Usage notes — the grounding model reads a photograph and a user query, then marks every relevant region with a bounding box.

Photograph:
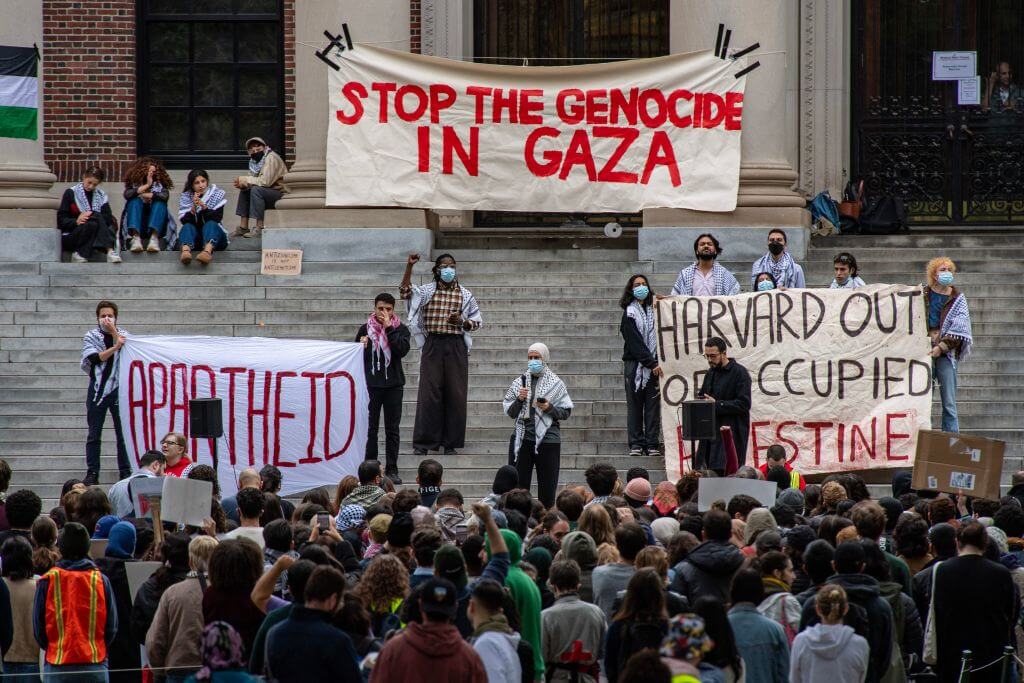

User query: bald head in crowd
[238,468,262,489]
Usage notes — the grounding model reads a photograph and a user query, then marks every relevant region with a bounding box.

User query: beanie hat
[368,513,392,542]
[93,515,119,540]
[624,478,652,505]
[651,517,680,546]
[105,521,137,559]
[336,505,366,532]
[776,488,805,512]
[434,545,468,589]
[523,547,552,581]
[492,466,519,496]
[387,512,414,548]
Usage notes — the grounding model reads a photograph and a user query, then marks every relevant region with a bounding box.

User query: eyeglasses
[161,440,181,447]
[703,353,721,360]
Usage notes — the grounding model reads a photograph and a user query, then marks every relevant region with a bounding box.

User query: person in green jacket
[488,528,544,679]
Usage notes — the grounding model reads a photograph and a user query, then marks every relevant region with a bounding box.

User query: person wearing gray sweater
[790,584,869,683]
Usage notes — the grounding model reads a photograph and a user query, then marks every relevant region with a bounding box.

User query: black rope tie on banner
[714,23,761,78]
[315,24,354,70]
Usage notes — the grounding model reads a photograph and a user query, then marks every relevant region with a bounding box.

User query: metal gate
[852,0,1024,224]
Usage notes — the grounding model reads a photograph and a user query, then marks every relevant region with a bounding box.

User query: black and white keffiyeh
[248,148,271,176]
[671,262,741,296]
[939,292,973,366]
[751,251,797,288]
[178,184,227,219]
[72,183,108,213]
[503,368,573,459]
[626,300,657,390]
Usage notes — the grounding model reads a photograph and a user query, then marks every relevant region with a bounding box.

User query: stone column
[266,0,430,261]
[641,0,809,261]
[0,0,58,262]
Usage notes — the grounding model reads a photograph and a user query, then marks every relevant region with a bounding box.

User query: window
[137,0,284,167]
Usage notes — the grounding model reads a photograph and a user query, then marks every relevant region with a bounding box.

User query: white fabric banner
[657,285,933,480]
[117,336,368,497]
[326,44,747,212]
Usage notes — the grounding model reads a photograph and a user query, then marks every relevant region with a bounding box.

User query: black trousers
[86,384,132,477]
[62,216,115,258]
[508,437,561,509]
[366,385,403,471]
[624,362,662,449]
[413,335,468,450]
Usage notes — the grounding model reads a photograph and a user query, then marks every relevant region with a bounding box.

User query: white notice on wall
[933,51,977,80]
[958,76,981,105]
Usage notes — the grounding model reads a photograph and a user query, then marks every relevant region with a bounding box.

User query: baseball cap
[419,577,458,619]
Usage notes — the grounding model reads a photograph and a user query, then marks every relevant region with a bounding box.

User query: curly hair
[357,554,409,612]
[926,257,956,286]
[122,156,173,189]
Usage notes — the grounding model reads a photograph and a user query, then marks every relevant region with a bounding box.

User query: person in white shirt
[222,486,266,549]
[750,229,806,289]
[468,579,523,683]
[107,450,165,518]
[671,234,741,296]
[829,252,867,289]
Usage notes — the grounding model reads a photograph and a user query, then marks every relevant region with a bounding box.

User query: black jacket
[695,359,751,471]
[798,573,893,683]
[620,310,658,367]
[355,322,411,389]
[669,540,744,605]
[57,188,116,234]
[265,605,362,683]
[179,200,223,227]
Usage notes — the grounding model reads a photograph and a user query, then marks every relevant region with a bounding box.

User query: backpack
[809,191,841,235]
[858,195,907,234]
[878,582,908,683]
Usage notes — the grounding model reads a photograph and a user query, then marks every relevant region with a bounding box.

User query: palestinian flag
[0,46,39,140]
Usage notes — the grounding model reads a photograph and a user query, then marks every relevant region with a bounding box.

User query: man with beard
[670,233,741,296]
[750,229,805,289]
[694,337,751,473]
[232,136,289,238]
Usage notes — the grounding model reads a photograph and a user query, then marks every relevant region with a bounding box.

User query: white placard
[697,478,778,512]
[160,476,213,528]
[131,476,165,519]
[932,51,977,80]
[126,561,163,601]
[958,76,981,105]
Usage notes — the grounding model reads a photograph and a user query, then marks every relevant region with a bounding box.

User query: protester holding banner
[619,275,663,458]
[924,257,973,433]
[400,253,483,456]
[81,300,132,485]
[670,234,741,296]
[829,253,866,289]
[176,169,228,265]
[357,293,412,484]
[503,343,573,509]
[750,229,805,290]
[694,338,751,474]
[57,166,122,264]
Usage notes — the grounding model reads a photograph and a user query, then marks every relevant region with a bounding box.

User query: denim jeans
[124,197,168,237]
[933,353,959,432]
[2,661,40,682]
[178,220,228,250]
[41,662,108,682]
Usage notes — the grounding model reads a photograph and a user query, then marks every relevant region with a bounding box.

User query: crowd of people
[0,454,1018,682]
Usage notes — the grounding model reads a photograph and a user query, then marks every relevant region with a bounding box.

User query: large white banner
[657,285,933,481]
[118,336,368,497]
[327,45,747,212]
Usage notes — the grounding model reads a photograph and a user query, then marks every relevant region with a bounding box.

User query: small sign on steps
[261,249,303,276]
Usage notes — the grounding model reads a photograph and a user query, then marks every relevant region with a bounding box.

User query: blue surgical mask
[439,266,456,283]
[937,271,954,286]
[527,359,544,375]
[757,280,775,291]
[632,285,650,300]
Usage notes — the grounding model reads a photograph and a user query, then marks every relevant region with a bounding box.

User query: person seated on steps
[57,166,122,264]
[231,136,289,238]
[121,156,174,254]
[177,169,228,265]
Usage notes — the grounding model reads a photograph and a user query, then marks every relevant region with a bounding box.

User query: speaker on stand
[679,399,717,471]
[189,398,223,471]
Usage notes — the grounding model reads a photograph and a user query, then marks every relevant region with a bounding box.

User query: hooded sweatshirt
[557,531,598,603]
[743,508,778,547]
[669,540,744,604]
[488,529,543,678]
[470,615,522,683]
[790,623,869,683]
[370,620,486,683]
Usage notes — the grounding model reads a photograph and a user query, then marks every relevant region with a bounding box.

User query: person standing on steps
[503,343,573,509]
[400,253,483,457]
[670,234,741,296]
[619,274,663,457]
[923,257,972,433]
[750,229,805,290]
[356,293,412,484]
[694,337,751,474]
[81,300,133,485]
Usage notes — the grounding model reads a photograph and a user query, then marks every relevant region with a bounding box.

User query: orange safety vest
[43,566,108,665]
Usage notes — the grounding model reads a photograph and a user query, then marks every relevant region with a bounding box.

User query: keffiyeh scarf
[752,251,797,288]
[72,183,108,213]
[195,621,246,681]
[940,292,973,365]
[178,184,227,219]
[248,148,271,175]
[503,367,573,459]
[673,262,741,296]
[366,311,401,377]
[626,300,657,390]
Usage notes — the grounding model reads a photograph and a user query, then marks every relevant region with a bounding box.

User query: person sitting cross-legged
[176,169,228,266]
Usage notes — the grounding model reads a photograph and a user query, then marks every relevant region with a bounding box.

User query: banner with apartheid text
[326,44,748,212]
[657,285,933,481]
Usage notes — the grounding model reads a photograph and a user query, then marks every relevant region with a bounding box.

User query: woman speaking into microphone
[503,343,573,508]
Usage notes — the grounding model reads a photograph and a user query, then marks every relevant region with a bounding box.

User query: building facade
[1,0,1020,263]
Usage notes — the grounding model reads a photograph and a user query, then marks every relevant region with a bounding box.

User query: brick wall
[410,0,421,54]
[283,0,295,165]
[43,0,137,183]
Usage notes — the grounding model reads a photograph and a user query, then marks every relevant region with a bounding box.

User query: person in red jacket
[758,445,806,491]
[370,577,486,683]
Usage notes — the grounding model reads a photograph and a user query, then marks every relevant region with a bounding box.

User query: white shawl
[503,368,573,459]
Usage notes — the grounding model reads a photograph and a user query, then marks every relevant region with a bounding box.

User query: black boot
[83,471,99,486]
[385,457,402,485]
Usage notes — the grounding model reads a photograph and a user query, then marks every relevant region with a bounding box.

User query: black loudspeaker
[680,400,717,440]
[189,398,223,439]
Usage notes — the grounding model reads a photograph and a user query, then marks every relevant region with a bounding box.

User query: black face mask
[768,242,785,256]
[697,251,717,261]
[249,151,265,161]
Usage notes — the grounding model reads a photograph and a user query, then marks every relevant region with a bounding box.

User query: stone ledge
[264,208,428,229]
[261,226,433,261]
[0,225,60,261]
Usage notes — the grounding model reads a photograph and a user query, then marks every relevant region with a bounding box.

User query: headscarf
[528,342,549,361]
[105,521,137,560]
[436,507,466,545]
[653,481,679,517]
[365,309,401,377]
[660,613,714,662]
[503,355,573,458]
[195,621,246,681]
[335,504,366,532]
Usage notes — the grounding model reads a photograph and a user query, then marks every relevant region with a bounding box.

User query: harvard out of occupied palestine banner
[117,336,368,497]
[657,285,933,481]
[326,44,747,213]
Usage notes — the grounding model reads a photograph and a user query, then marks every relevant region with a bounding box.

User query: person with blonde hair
[789,584,869,683]
[578,504,615,548]
[923,257,972,432]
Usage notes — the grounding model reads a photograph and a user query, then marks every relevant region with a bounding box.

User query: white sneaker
[129,236,143,253]
[107,252,123,264]
[71,252,88,263]
[146,237,160,253]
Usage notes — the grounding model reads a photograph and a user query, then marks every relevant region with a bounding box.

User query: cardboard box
[911,429,1005,500]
